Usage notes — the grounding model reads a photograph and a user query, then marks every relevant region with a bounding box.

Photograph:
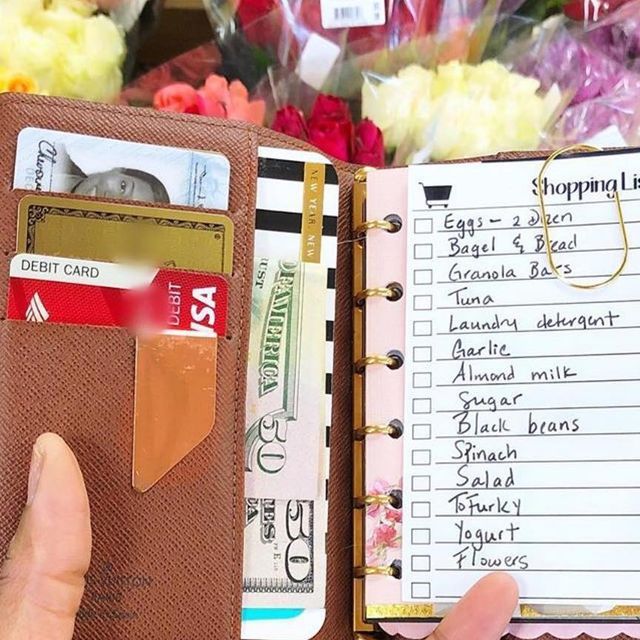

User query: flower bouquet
[0,0,126,101]
[506,0,640,146]
[120,42,267,127]
[254,0,565,164]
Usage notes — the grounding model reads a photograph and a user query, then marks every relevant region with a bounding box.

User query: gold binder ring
[355,560,402,579]
[537,143,629,290]
[354,350,404,374]
[354,489,402,510]
[354,419,404,440]
[354,214,403,236]
[355,282,403,307]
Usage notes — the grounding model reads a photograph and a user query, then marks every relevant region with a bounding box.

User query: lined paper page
[402,151,640,606]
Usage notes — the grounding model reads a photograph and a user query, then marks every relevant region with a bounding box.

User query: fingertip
[435,572,519,640]
[477,571,519,603]
[34,432,73,458]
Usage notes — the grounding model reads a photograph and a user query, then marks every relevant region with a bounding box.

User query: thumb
[429,572,519,640]
[0,433,92,640]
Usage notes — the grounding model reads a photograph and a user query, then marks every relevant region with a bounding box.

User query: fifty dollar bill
[242,497,327,609]
[244,258,327,501]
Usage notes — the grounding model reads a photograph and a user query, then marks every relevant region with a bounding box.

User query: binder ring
[354,214,403,236]
[355,282,404,307]
[354,419,404,440]
[355,350,404,374]
[354,489,403,510]
[537,144,629,290]
[355,560,402,579]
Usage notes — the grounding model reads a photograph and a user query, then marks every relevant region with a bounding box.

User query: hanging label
[320,0,386,29]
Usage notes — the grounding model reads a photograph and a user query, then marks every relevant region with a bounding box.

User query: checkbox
[412,398,432,414]
[414,244,433,260]
[411,528,431,544]
[412,502,431,518]
[414,270,433,285]
[413,295,433,311]
[413,347,432,362]
[412,450,431,466]
[412,424,432,440]
[411,582,432,599]
[412,476,431,492]
[412,556,431,572]
[413,321,433,337]
[413,372,432,388]
[414,219,433,234]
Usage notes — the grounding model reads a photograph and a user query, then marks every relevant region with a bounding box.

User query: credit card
[8,253,228,337]
[14,127,231,210]
[17,195,234,274]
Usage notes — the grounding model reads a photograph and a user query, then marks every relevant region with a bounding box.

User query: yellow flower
[363,60,563,162]
[6,73,38,94]
[0,0,124,102]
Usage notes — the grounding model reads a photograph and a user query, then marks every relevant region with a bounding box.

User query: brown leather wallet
[0,93,356,640]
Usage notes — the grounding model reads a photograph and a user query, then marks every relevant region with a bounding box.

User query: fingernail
[27,442,44,506]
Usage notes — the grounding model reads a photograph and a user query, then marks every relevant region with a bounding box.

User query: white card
[402,150,640,607]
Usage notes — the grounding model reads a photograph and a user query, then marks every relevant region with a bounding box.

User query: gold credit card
[17,195,234,274]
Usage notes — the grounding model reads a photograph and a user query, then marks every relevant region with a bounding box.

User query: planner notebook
[352,149,640,637]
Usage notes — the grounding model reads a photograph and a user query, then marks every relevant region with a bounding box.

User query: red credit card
[8,254,228,336]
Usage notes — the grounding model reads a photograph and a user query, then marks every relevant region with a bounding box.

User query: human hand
[425,572,518,640]
[0,435,517,640]
[0,434,91,640]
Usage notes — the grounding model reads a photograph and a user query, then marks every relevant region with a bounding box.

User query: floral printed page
[364,168,408,613]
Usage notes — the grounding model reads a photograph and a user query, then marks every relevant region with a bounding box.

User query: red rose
[310,94,351,123]
[307,94,353,161]
[307,116,353,161]
[353,119,384,167]
[272,106,308,140]
[237,0,284,48]
[237,0,277,26]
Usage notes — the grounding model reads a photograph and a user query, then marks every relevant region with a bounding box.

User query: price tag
[297,33,342,91]
[320,0,386,29]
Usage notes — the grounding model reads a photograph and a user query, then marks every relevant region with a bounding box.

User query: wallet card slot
[0,315,248,638]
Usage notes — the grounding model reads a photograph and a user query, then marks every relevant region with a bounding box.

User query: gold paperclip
[537,144,629,289]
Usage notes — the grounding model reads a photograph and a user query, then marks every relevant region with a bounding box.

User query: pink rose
[373,524,399,548]
[153,83,199,115]
[197,74,266,125]
[385,506,402,523]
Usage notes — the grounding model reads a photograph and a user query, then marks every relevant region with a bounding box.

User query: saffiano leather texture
[0,93,355,640]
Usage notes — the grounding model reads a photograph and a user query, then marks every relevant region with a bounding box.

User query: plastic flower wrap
[363,60,561,163]
[507,7,640,146]
[583,0,640,72]
[0,0,125,101]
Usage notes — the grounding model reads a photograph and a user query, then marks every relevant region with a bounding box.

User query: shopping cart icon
[420,184,452,208]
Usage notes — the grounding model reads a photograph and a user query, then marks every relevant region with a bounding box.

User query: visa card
[8,253,228,336]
